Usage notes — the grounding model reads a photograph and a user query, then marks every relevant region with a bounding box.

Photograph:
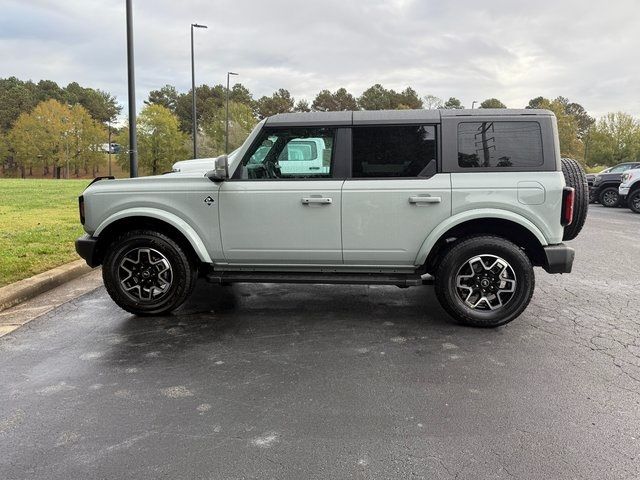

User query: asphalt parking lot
[1,205,639,480]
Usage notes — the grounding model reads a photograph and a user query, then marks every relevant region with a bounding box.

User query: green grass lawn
[0,179,88,287]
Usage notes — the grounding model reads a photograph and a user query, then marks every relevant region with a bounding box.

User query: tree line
[2,76,640,178]
[0,77,119,177]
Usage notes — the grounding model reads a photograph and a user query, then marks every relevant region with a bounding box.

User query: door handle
[301,197,332,205]
[408,195,441,204]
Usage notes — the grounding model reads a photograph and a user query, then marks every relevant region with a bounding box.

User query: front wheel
[599,187,619,208]
[102,230,198,316]
[434,236,535,328]
[628,190,640,214]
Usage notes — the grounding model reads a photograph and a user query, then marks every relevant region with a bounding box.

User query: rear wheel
[102,230,198,316]
[599,186,619,208]
[628,190,640,214]
[561,158,588,241]
[434,235,535,328]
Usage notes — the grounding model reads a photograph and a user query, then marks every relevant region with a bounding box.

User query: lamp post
[126,0,138,177]
[471,100,478,109]
[191,23,207,159]
[107,119,112,176]
[225,71,238,154]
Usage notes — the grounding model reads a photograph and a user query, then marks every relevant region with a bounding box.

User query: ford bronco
[76,109,588,327]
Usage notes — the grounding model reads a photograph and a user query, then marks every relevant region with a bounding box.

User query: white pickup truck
[76,109,588,327]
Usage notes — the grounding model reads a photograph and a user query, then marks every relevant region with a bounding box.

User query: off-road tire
[434,235,535,328]
[628,189,640,214]
[599,186,619,208]
[561,158,588,241]
[102,230,198,316]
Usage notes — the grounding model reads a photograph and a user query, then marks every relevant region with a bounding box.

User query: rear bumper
[542,244,575,274]
[75,234,100,267]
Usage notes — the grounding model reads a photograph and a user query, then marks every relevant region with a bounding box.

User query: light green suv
[76,109,588,327]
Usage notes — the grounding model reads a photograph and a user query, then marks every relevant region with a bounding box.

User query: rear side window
[352,125,437,178]
[458,121,543,168]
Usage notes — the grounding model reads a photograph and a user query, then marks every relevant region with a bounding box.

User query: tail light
[79,195,85,225]
[561,187,575,226]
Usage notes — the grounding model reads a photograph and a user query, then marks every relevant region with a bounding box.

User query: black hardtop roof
[264,109,554,127]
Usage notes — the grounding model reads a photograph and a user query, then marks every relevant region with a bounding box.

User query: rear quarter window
[458,121,543,168]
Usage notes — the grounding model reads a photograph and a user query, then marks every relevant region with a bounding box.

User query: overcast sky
[1,0,638,119]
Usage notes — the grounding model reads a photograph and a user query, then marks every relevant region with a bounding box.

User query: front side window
[458,121,543,168]
[240,127,334,179]
[352,125,437,178]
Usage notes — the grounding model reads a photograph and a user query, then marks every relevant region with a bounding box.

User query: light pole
[191,23,207,159]
[126,0,138,177]
[471,100,478,109]
[107,119,112,176]
[225,71,238,154]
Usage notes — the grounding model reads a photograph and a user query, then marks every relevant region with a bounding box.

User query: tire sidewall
[103,232,194,315]
[629,190,640,214]
[561,158,588,241]
[436,237,534,327]
[599,187,619,207]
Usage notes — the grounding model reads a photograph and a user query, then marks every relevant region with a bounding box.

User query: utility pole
[190,23,207,158]
[225,71,238,154]
[126,0,138,177]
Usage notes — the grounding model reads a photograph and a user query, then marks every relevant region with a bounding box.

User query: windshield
[228,120,266,176]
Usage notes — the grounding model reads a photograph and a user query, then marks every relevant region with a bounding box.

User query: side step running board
[206,271,433,287]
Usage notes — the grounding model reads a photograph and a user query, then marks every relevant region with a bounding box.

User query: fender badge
[204,196,215,206]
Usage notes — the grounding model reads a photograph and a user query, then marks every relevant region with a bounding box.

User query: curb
[0,260,94,313]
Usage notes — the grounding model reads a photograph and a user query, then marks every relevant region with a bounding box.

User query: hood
[171,157,216,174]
[172,148,242,175]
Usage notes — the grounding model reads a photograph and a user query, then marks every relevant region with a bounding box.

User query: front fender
[94,207,212,263]
[413,208,548,266]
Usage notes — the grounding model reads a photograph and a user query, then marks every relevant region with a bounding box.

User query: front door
[342,124,452,266]
[219,126,343,265]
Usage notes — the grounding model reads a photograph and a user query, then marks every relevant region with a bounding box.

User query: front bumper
[541,244,575,274]
[619,186,630,197]
[75,234,100,267]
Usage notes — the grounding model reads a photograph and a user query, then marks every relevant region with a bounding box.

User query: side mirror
[207,155,229,182]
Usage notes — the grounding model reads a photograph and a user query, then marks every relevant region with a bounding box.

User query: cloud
[1,0,638,118]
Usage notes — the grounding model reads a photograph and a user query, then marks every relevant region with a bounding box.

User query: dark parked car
[586,167,610,203]
[590,162,640,207]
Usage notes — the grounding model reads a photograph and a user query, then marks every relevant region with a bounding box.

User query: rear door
[341,124,452,266]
